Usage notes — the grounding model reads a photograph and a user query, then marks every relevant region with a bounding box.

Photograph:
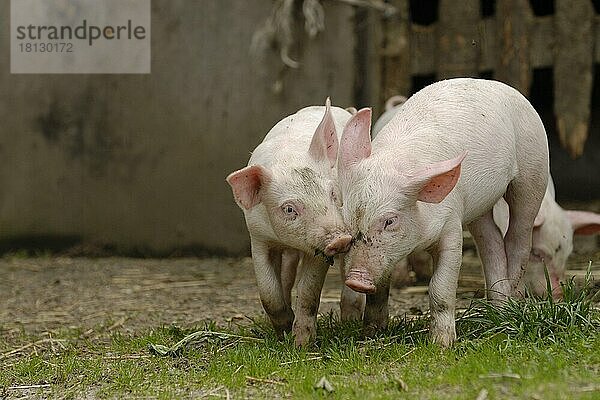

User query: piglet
[227,99,353,346]
[375,94,600,299]
[494,177,600,298]
[338,78,549,346]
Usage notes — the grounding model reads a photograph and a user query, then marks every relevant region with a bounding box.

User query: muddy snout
[345,269,376,294]
[549,272,563,299]
[323,234,353,257]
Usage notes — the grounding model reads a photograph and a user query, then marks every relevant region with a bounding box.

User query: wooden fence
[373,0,597,157]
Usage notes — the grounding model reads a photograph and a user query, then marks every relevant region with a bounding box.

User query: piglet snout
[550,274,563,300]
[345,269,376,294]
[324,234,353,256]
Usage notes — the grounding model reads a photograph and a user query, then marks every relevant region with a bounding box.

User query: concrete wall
[0,0,356,255]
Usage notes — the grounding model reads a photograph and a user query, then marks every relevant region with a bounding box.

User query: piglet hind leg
[428,226,463,347]
[251,240,295,338]
[504,177,547,297]
[468,210,511,302]
[292,254,329,347]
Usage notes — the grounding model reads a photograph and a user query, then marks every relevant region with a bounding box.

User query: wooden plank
[596,15,600,64]
[410,24,436,76]
[380,0,411,106]
[478,18,497,72]
[436,0,480,78]
[530,16,553,68]
[554,0,594,158]
[354,8,383,110]
[494,0,533,95]
[438,17,535,73]
[410,14,600,75]
[411,15,555,75]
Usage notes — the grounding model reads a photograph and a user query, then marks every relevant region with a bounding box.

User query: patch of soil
[0,251,598,336]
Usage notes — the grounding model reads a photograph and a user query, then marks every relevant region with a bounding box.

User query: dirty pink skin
[227,99,353,346]
[338,78,549,346]
[494,177,600,298]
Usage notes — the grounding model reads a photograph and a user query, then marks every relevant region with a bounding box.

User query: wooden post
[437,0,479,79]
[554,0,594,158]
[380,0,411,107]
[495,0,532,96]
[355,7,383,111]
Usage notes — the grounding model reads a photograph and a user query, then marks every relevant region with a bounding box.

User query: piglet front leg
[339,258,366,321]
[428,224,463,347]
[292,254,329,346]
[363,279,391,337]
[251,239,295,337]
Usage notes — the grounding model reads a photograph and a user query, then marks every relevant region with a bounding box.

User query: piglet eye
[282,203,298,218]
[285,205,295,214]
[384,217,397,230]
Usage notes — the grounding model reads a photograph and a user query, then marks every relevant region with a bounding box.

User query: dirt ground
[0,247,599,337]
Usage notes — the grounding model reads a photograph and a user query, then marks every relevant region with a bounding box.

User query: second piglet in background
[494,178,600,298]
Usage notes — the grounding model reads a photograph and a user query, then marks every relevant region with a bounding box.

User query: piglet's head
[522,201,600,299]
[338,109,466,293]
[227,98,351,257]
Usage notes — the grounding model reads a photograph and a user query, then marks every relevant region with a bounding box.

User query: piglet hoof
[273,324,292,340]
[272,314,294,339]
[340,306,363,321]
[292,319,316,347]
[362,319,387,338]
[324,234,353,256]
[429,326,456,348]
[487,293,509,307]
[340,294,365,321]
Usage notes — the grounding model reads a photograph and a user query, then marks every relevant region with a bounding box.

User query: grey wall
[0,0,356,255]
[1,1,597,256]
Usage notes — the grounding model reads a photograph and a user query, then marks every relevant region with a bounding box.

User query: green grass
[2,274,600,399]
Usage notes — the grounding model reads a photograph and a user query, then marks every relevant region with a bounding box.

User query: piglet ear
[339,108,372,170]
[226,165,270,210]
[565,210,600,235]
[309,97,338,168]
[403,152,467,204]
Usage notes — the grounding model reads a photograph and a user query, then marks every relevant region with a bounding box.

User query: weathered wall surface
[0,0,356,255]
[0,1,597,256]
